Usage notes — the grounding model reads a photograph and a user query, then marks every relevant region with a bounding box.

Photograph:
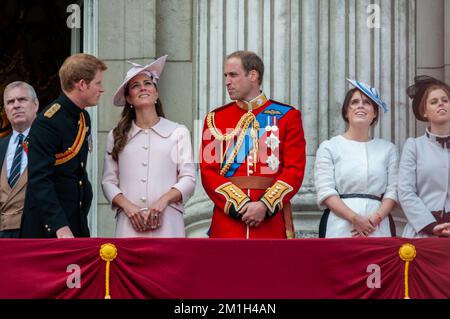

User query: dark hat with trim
[406,75,450,122]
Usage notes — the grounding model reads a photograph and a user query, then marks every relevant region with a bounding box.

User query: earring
[130,104,134,108]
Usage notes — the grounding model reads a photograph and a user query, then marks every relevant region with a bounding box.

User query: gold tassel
[100,243,118,299]
[398,243,416,299]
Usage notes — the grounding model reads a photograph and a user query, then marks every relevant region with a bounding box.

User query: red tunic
[200,94,306,238]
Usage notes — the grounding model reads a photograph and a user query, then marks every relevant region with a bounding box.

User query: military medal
[271,116,278,132]
[266,154,280,171]
[265,115,280,171]
[265,116,279,132]
[265,134,280,150]
[265,116,280,150]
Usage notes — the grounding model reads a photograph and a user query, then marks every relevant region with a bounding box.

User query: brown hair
[417,84,450,120]
[110,86,165,162]
[226,51,264,85]
[341,88,379,126]
[59,53,107,92]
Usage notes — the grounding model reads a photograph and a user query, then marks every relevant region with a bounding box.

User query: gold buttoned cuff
[261,180,293,215]
[215,182,251,215]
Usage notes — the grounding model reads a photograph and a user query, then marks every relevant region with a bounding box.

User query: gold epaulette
[55,113,87,166]
[44,103,61,118]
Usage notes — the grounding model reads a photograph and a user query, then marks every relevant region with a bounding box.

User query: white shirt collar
[11,128,30,143]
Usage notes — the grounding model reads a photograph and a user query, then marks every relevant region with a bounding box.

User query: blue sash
[223,103,292,177]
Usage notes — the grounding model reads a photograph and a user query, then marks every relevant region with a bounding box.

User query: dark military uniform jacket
[21,93,93,238]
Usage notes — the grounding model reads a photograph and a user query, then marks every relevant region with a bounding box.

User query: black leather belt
[319,193,396,238]
[432,210,450,223]
[339,193,383,201]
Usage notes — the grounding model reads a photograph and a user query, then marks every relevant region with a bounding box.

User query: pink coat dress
[102,118,196,237]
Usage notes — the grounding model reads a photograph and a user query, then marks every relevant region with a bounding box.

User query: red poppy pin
[22,140,29,155]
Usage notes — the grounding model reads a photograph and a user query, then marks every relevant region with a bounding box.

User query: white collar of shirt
[425,127,450,149]
[11,128,30,143]
[129,118,178,140]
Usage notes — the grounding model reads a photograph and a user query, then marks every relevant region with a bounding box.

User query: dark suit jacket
[21,93,92,238]
[0,134,11,170]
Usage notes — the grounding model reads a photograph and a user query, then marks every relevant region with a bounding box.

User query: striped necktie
[8,133,24,188]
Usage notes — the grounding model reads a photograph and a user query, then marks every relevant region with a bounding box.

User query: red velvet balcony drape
[0,238,448,299]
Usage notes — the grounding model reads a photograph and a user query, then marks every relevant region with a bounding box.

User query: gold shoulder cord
[206,112,259,176]
[55,113,87,166]
[207,112,252,141]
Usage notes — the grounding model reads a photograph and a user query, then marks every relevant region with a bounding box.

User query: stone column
[94,0,195,237]
[84,0,99,236]
[447,0,450,85]
[96,0,157,236]
[416,0,446,134]
[415,0,450,133]
[186,0,416,237]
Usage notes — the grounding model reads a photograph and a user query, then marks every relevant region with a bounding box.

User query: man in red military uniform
[200,51,306,238]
